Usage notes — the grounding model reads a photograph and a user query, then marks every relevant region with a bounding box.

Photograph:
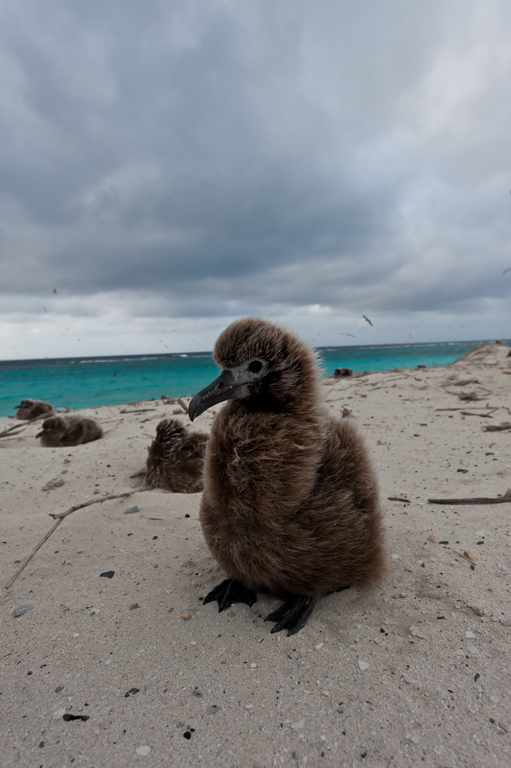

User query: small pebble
[465,630,476,638]
[250,663,257,669]
[105,659,113,666]
[100,571,115,579]
[136,746,151,756]
[42,478,65,491]
[130,603,140,610]
[291,719,305,730]
[53,709,66,719]
[125,504,140,515]
[10,604,34,618]
[358,661,369,671]
[181,612,191,620]
[207,705,220,714]
[427,534,438,543]
[501,619,511,627]
[314,643,324,649]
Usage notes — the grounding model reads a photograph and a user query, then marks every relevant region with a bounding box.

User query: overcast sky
[0,0,510,359]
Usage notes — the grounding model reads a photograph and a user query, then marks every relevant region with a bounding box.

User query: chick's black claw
[203,578,257,612]
[265,594,318,636]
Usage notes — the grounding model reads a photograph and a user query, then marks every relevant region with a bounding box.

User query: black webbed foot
[203,578,257,613]
[265,594,318,636]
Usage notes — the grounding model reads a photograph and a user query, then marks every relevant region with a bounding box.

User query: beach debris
[125,504,140,514]
[37,415,103,447]
[453,549,478,564]
[358,660,369,671]
[207,705,220,714]
[291,718,305,730]
[482,423,511,432]
[129,603,140,610]
[458,392,482,401]
[42,477,65,491]
[388,496,410,503]
[408,626,425,639]
[4,487,150,590]
[10,604,34,617]
[192,687,203,697]
[428,489,511,505]
[100,571,115,578]
[125,688,140,697]
[427,534,438,543]
[63,713,90,722]
[135,746,151,756]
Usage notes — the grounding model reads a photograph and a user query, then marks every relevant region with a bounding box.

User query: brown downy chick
[36,415,103,447]
[145,418,207,493]
[15,399,53,420]
[189,317,386,636]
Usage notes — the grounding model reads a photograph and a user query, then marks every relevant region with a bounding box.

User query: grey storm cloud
[0,0,510,345]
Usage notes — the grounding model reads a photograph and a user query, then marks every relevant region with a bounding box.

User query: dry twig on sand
[0,413,47,439]
[428,490,511,505]
[482,423,511,432]
[4,487,150,590]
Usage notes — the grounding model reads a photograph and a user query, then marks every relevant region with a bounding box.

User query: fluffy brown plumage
[145,418,207,493]
[36,415,103,447]
[189,317,386,635]
[15,399,53,420]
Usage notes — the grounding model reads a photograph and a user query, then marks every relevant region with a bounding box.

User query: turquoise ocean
[0,339,504,418]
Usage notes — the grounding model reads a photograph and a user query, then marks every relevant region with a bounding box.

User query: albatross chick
[36,415,103,447]
[145,418,207,493]
[15,399,53,420]
[189,317,386,636]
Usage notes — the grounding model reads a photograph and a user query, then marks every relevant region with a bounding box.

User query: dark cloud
[0,0,510,357]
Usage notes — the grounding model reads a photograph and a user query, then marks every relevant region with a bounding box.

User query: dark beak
[189,369,246,421]
[35,429,45,438]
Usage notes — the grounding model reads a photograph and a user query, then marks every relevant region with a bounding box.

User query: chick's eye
[248,360,263,374]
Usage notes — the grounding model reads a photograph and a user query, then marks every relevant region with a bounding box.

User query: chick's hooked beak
[188,369,249,421]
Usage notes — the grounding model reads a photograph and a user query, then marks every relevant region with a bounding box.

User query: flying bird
[502,268,511,275]
[189,317,385,635]
[15,399,53,420]
[362,315,373,326]
[36,415,103,447]
[145,418,208,493]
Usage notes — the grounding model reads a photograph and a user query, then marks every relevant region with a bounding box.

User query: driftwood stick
[0,413,47,439]
[4,488,150,590]
[388,496,411,503]
[177,398,189,414]
[428,496,511,505]
[482,424,511,432]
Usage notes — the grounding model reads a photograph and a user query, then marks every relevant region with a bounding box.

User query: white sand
[1,342,510,768]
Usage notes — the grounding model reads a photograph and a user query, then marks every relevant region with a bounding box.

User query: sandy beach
[1,342,510,768]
